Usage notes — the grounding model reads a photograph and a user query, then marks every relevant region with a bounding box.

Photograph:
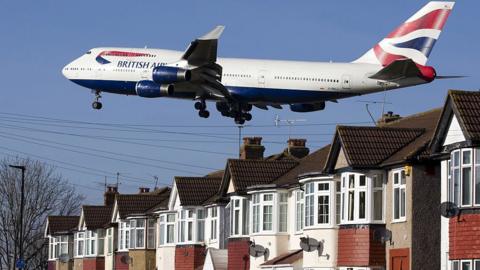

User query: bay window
[230,197,249,237]
[393,170,406,222]
[303,179,337,228]
[107,228,113,254]
[85,230,97,256]
[295,190,304,232]
[279,193,288,232]
[209,207,218,241]
[336,181,341,225]
[197,209,205,242]
[159,213,176,246]
[74,232,84,257]
[118,221,130,251]
[178,208,206,243]
[249,192,287,234]
[128,218,155,249]
[147,219,156,249]
[262,194,273,231]
[341,172,384,224]
[305,183,315,227]
[450,148,480,207]
[97,230,105,256]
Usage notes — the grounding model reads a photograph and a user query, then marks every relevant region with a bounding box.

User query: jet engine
[135,80,174,98]
[290,102,326,112]
[152,66,191,84]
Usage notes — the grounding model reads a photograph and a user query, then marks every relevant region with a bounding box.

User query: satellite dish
[120,255,132,264]
[59,254,70,263]
[299,236,323,253]
[440,201,460,218]
[249,241,268,259]
[374,228,392,245]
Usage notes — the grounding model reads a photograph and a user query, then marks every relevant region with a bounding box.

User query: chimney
[104,185,118,206]
[377,111,402,125]
[285,138,310,159]
[240,137,265,160]
[139,187,150,194]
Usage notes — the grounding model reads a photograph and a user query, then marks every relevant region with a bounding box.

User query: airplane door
[258,70,267,88]
[342,75,351,89]
[141,69,149,80]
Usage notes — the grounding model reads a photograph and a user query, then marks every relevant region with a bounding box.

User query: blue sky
[0,0,477,203]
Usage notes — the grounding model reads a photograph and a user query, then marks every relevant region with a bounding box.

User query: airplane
[62,1,459,125]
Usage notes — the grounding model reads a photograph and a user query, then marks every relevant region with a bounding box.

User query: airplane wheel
[194,101,206,110]
[235,117,245,125]
[92,101,103,110]
[199,110,210,118]
[244,113,252,121]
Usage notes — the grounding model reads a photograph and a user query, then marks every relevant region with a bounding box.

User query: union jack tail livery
[354,1,455,66]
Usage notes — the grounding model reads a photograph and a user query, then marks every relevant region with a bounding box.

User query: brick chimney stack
[104,185,118,206]
[139,187,150,194]
[377,111,402,125]
[286,138,310,159]
[240,137,265,160]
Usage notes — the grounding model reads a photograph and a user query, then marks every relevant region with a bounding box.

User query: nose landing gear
[92,90,103,110]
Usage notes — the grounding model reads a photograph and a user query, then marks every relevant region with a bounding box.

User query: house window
[74,232,84,257]
[118,221,130,251]
[209,207,218,240]
[197,209,205,242]
[48,237,57,260]
[336,181,341,225]
[252,194,260,233]
[450,148,480,207]
[147,219,156,249]
[230,197,249,236]
[107,228,113,254]
[341,172,384,224]
[305,183,315,227]
[393,170,407,222]
[262,194,274,231]
[317,183,330,224]
[304,180,336,227]
[129,219,145,249]
[295,190,304,232]
[178,210,194,243]
[85,230,97,256]
[279,193,288,232]
[451,258,480,270]
[159,213,176,246]
[97,230,105,256]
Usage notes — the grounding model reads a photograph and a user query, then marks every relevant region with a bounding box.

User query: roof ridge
[379,107,442,127]
[338,125,426,132]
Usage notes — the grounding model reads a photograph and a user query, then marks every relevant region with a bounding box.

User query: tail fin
[354,1,455,66]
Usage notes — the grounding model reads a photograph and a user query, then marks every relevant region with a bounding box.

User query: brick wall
[175,244,206,270]
[337,225,385,267]
[82,257,104,270]
[48,261,56,270]
[449,213,480,259]
[227,237,250,270]
[115,252,129,270]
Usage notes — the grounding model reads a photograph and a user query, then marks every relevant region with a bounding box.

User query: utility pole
[9,165,26,270]
[237,125,244,158]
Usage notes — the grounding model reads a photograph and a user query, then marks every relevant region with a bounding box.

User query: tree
[0,157,84,270]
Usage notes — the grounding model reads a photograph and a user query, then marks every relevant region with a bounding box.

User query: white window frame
[118,221,130,252]
[392,169,407,222]
[302,178,337,228]
[147,219,156,249]
[209,207,218,241]
[48,236,57,260]
[84,230,97,257]
[305,183,315,227]
[178,208,205,244]
[317,182,330,225]
[74,232,85,257]
[278,192,288,232]
[106,228,113,255]
[451,258,480,270]
[262,193,274,232]
[335,181,341,225]
[450,148,480,208]
[230,197,249,237]
[159,213,176,246]
[295,190,304,232]
[129,219,146,249]
[197,209,206,242]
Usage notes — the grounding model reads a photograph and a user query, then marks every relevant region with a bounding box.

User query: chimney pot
[139,187,150,194]
[377,111,402,125]
[240,137,265,160]
[286,138,309,159]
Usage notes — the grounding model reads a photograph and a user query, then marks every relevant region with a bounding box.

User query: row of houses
[45,90,480,270]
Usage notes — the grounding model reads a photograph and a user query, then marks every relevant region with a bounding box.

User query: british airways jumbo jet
[63,1,458,124]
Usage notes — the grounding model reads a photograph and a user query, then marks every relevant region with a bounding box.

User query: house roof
[430,90,480,153]
[83,205,113,229]
[223,159,298,194]
[116,187,171,219]
[46,216,79,235]
[261,249,303,266]
[325,108,442,171]
[175,176,223,206]
[274,145,331,186]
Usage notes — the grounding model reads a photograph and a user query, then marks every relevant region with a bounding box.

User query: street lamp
[9,165,26,270]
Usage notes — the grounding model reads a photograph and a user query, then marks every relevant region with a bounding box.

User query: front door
[390,248,410,270]
[342,74,351,89]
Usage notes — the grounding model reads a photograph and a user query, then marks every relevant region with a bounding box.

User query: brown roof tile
[116,187,171,219]
[47,216,79,235]
[175,177,223,206]
[83,205,112,229]
[261,249,303,266]
[449,90,480,140]
[274,145,331,186]
[337,126,424,167]
[227,159,298,193]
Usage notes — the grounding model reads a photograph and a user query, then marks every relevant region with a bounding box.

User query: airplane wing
[369,59,422,81]
[182,26,225,67]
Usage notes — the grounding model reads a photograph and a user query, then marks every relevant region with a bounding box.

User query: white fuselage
[63,47,422,105]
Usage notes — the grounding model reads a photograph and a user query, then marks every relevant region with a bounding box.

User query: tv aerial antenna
[274,115,306,139]
[356,99,393,125]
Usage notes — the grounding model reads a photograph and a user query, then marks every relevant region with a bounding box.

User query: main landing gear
[216,102,252,125]
[195,100,210,118]
[92,90,103,110]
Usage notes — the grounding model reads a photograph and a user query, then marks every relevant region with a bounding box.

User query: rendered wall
[249,234,289,270]
[157,246,175,270]
[73,258,83,270]
[302,228,337,269]
[129,250,156,270]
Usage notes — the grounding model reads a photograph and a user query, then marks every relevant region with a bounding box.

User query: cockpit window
[86,51,91,54]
